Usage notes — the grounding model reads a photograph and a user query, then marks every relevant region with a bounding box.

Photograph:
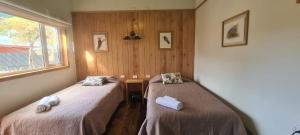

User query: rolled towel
[163,96,178,101]
[48,96,60,106]
[155,97,183,111]
[36,97,51,113]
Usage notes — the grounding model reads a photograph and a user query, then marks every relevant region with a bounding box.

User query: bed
[138,75,247,135]
[0,78,124,135]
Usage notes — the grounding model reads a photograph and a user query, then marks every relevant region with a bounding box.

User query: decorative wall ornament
[93,32,108,52]
[222,10,249,47]
[123,18,142,40]
[159,32,172,49]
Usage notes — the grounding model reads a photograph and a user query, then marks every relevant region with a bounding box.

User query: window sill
[0,66,70,82]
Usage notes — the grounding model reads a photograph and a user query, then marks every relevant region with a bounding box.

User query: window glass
[0,12,44,74]
[0,11,64,75]
[45,25,61,66]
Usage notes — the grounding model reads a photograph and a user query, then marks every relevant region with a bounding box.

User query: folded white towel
[163,96,178,101]
[47,96,60,106]
[36,96,60,113]
[36,97,51,113]
[155,97,183,111]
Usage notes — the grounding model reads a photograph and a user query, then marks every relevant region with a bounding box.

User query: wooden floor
[103,101,146,135]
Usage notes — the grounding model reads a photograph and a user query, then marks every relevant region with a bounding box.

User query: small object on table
[125,79,144,104]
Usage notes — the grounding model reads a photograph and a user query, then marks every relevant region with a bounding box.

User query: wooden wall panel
[72,10,195,81]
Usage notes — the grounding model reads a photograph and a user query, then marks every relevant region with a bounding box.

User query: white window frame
[0,1,71,81]
[41,24,63,67]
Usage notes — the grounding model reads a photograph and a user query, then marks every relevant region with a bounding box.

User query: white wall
[194,0,300,135]
[72,0,195,11]
[0,0,77,118]
[195,0,205,8]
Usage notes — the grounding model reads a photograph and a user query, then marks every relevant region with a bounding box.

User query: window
[45,25,62,66]
[0,11,68,76]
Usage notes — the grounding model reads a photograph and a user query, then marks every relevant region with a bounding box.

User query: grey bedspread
[139,81,247,135]
[0,81,123,135]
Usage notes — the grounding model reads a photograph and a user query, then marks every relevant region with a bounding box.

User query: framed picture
[159,32,172,49]
[93,32,108,52]
[222,10,249,47]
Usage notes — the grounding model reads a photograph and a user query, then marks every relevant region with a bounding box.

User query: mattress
[139,80,247,135]
[0,80,124,135]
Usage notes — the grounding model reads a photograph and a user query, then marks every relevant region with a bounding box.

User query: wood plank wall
[72,10,195,81]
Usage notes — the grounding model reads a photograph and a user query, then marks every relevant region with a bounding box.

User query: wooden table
[125,79,144,104]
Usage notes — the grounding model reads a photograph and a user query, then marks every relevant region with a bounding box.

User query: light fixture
[123,18,142,40]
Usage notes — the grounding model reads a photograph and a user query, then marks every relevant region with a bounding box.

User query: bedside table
[125,79,144,104]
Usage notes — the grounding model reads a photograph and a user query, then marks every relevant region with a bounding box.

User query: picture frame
[159,32,172,49]
[222,10,250,47]
[93,32,108,52]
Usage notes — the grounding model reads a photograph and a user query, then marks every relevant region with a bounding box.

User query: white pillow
[82,76,106,86]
